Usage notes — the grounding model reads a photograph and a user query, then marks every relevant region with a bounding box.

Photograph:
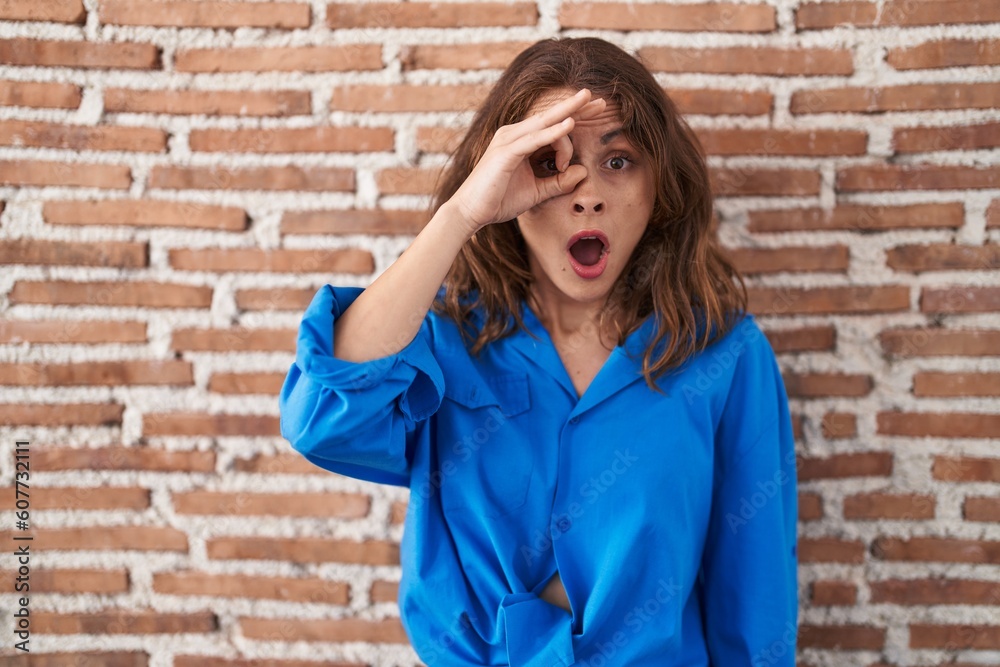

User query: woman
[280,37,798,666]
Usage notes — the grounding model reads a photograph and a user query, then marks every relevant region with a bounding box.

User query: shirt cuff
[295,284,444,423]
[498,592,575,667]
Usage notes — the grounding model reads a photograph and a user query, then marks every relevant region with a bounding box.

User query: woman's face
[516,87,656,309]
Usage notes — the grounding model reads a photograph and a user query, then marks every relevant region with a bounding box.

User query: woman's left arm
[700,317,799,665]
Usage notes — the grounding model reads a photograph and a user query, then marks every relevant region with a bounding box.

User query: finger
[509,115,575,159]
[514,89,592,137]
[537,164,586,202]
[574,97,607,121]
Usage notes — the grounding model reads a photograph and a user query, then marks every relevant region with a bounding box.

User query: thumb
[537,165,586,202]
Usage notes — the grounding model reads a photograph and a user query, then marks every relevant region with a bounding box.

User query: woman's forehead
[524,89,624,131]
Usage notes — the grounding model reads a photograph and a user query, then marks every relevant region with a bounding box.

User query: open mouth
[566,230,610,278]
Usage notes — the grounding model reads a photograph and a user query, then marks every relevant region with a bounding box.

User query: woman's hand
[447,89,607,234]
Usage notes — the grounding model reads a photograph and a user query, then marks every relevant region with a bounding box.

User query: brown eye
[542,157,558,172]
[608,156,626,170]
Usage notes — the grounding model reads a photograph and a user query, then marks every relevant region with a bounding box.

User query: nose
[571,174,604,214]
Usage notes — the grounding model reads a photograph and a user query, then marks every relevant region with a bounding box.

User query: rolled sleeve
[498,592,575,667]
[279,285,445,487]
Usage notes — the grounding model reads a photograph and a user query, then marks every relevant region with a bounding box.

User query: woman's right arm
[334,87,603,363]
[280,89,604,486]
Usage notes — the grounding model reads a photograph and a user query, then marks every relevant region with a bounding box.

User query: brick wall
[0,0,998,664]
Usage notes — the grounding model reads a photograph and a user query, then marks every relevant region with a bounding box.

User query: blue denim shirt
[279,284,798,666]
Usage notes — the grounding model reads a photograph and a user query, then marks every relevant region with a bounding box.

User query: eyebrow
[600,128,623,145]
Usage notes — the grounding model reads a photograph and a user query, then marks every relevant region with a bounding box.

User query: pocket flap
[443,371,530,417]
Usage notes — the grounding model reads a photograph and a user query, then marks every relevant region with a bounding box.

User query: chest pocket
[438,372,533,519]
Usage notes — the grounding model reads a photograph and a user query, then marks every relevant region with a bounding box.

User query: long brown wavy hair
[429,37,748,393]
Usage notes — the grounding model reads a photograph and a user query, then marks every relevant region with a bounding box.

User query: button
[569,416,579,424]
[556,516,572,533]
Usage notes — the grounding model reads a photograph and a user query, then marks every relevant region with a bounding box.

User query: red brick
[914,372,1000,397]
[988,198,1000,228]
[965,497,1000,522]
[748,285,910,315]
[748,203,963,233]
[154,571,349,604]
[235,288,315,312]
[639,45,851,75]
[209,372,284,395]
[811,580,857,605]
[189,126,392,153]
[764,325,836,354]
[206,536,398,565]
[169,248,373,274]
[711,168,820,196]
[230,453,323,475]
[887,243,1000,272]
[697,128,866,156]
[888,38,1000,70]
[376,167,442,196]
[0,526,187,551]
[172,491,369,518]
[873,537,1000,563]
[0,79,81,109]
[389,501,407,525]
[0,0,85,23]
[22,486,149,511]
[402,42,532,70]
[560,2,775,31]
[797,0,1000,29]
[871,578,1000,605]
[0,119,165,152]
[239,615,408,643]
[792,83,1000,114]
[799,492,823,521]
[0,38,160,69]
[0,319,147,345]
[843,492,935,520]
[100,0,310,28]
[798,624,885,649]
[921,286,1000,313]
[9,280,213,308]
[668,88,772,116]
[34,446,216,473]
[176,44,381,73]
[799,537,866,563]
[797,452,893,480]
[933,456,1000,482]
[144,413,279,437]
[881,326,1000,357]
[371,579,398,601]
[330,83,490,113]
[894,121,1000,153]
[0,159,130,189]
[878,411,1000,438]
[416,125,464,154]
[171,327,295,352]
[328,2,537,28]
[104,88,309,117]
[0,238,146,268]
[150,165,353,192]
[0,360,192,386]
[0,568,128,595]
[725,245,848,274]
[909,624,1000,649]
[0,403,123,426]
[783,372,872,397]
[821,412,857,439]
[35,610,216,634]
[282,209,428,236]
[44,199,247,231]
[838,164,1000,192]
